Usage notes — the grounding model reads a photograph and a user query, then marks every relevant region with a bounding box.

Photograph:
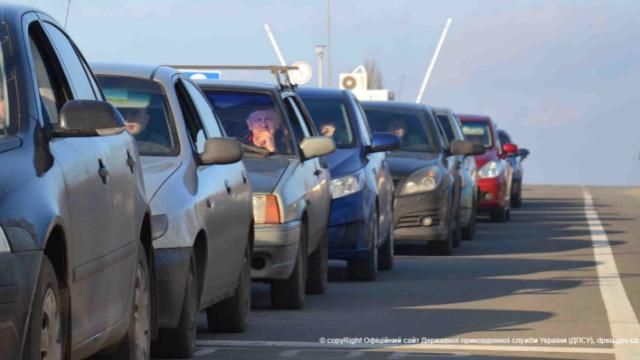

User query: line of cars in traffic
[0,5,529,360]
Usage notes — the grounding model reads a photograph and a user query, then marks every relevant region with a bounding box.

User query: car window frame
[0,19,19,136]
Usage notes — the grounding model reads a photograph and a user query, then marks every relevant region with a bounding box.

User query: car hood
[387,151,440,180]
[141,156,182,202]
[323,148,362,178]
[243,156,291,194]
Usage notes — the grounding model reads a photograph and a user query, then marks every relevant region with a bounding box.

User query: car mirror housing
[502,143,519,155]
[200,138,244,165]
[54,100,125,137]
[367,132,401,153]
[518,148,530,158]
[300,136,336,159]
[450,140,484,156]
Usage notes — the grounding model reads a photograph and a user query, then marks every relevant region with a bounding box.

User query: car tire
[109,243,151,360]
[462,199,477,241]
[306,229,328,295]
[207,241,252,331]
[347,212,378,281]
[451,208,462,249]
[152,255,198,358]
[271,226,306,309]
[24,256,66,360]
[378,227,394,271]
[490,207,508,223]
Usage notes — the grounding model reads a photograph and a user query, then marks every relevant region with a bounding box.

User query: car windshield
[300,96,355,148]
[202,90,294,155]
[364,107,434,152]
[98,75,176,156]
[462,121,494,149]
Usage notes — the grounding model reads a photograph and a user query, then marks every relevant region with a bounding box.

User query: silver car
[432,107,479,240]
[95,64,254,358]
[198,81,335,309]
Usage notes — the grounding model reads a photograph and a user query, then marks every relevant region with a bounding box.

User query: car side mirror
[200,138,244,165]
[54,100,125,137]
[502,143,519,155]
[518,148,530,158]
[367,132,401,153]
[450,140,484,156]
[300,136,336,159]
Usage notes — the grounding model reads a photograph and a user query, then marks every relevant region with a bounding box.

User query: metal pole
[327,0,332,87]
[315,45,325,87]
[64,0,72,29]
[416,17,452,103]
[264,24,287,66]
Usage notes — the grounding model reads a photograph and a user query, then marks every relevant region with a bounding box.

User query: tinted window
[498,130,511,146]
[462,121,494,149]
[98,76,177,156]
[364,107,434,152]
[182,80,223,138]
[203,90,294,154]
[301,96,355,148]
[284,97,310,141]
[43,23,96,100]
[436,114,456,143]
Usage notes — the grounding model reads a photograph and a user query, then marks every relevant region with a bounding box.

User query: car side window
[284,97,310,141]
[181,79,224,138]
[291,96,319,136]
[42,22,97,100]
[175,79,207,154]
[28,22,71,125]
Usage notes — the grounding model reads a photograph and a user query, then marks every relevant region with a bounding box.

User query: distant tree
[364,59,384,90]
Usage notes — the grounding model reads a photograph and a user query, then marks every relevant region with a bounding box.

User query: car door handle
[313,169,322,177]
[225,180,232,194]
[98,160,109,184]
[126,151,136,174]
[206,198,214,208]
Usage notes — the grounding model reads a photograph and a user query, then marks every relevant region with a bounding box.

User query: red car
[459,115,518,222]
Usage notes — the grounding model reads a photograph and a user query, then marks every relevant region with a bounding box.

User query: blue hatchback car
[299,88,399,281]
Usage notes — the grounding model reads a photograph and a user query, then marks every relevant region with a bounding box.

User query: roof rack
[167,65,300,90]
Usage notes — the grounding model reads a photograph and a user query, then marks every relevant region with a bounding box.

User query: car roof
[0,4,37,20]
[361,101,430,112]
[457,114,492,123]
[91,62,179,80]
[195,80,279,93]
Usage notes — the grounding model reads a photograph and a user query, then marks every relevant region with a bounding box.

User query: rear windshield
[300,96,355,148]
[364,107,434,152]
[98,75,177,156]
[202,90,294,154]
[462,121,494,149]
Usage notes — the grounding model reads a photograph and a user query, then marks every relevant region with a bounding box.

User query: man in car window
[124,107,169,153]
[246,107,282,152]
[319,121,336,137]
[124,107,150,136]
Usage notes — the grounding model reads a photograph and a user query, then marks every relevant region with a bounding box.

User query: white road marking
[583,188,640,359]
[346,350,366,358]
[195,339,614,355]
[280,349,301,357]
[387,352,408,359]
[194,347,218,356]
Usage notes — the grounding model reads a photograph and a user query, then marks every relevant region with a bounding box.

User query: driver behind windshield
[245,107,286,153]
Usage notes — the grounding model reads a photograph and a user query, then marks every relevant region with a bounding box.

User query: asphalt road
[176,185,640,360]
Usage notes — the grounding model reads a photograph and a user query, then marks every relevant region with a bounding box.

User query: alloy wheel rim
[41,287,61,360]
[133,264,150,359]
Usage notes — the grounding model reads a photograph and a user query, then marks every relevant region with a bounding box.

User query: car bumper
[153,248,191,329]
[327,191,372,260]
[477,177,507,209]
[0,251,42,360]
[393,188,450,242]
[251,221,301,280]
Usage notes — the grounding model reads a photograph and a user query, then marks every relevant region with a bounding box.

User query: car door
[176,78,247,296]
[283,95,330,252]
[27,18,133,342]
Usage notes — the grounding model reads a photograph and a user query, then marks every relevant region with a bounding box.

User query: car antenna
[63,0,72,29]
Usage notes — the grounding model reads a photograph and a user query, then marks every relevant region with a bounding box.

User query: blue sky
[15,0,640,185]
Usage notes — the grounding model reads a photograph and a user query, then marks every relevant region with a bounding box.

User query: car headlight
[478,161,503,179]
[401,167,442,195]
[330,170,365,199]
[0,226,11,254]
[253,194,281,224]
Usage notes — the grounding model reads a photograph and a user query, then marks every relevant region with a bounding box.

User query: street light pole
[315,45,326,87]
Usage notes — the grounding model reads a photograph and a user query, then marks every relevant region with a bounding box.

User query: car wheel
[306,228,328,295]
[347,211,378,281]
[490,207,508,223]
[24,257,65,360]
[378,225,394,271]
[207,240,252,331]
[271,225,306,309]
[152,254,198,358]
[462,199,477,241]
[109,243,151,360]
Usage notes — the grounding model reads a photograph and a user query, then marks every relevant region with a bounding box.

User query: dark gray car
[198,81,335,309]
[363,102,481,255]
[0,6,152,359]
[95,64,254,358]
